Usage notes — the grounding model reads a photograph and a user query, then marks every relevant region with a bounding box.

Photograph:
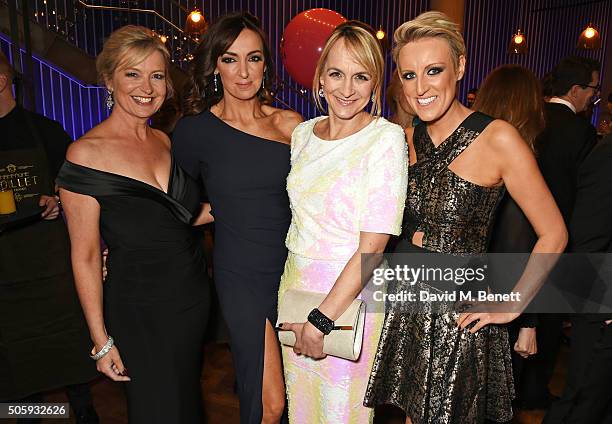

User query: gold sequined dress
[364,112,515,423]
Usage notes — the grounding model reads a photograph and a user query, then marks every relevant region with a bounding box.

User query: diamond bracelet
[90,336,114,361]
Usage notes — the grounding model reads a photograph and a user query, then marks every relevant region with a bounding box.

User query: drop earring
[105,89,114,109]
[318,88,325,98]
[213,73,219,93]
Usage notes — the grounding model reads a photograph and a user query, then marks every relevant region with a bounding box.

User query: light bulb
[585,27,596,38]
[190,11,202,23]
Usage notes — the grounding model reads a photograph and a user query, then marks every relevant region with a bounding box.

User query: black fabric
[569,134,612,322]
[172,110,291,424]
[535,102,597,229]
[488,192,541,405]
[543,136,612,424]
[570,135,612,254]
[543,318,612,424]
[0,106,70,179]
[56,159,211,423]
[0,106,96,401]
[515,102,598,408]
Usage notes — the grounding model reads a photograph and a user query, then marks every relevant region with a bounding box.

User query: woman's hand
[102,248,109,282]
[514,327,537,358]
[39,195,61,220]
[456,302,521,333]
[282,322,326,359]
[96,345,130,382]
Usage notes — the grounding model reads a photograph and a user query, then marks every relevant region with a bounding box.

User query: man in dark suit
[536,56,599,223]
[520,56,600,409]
[543,135,612,423]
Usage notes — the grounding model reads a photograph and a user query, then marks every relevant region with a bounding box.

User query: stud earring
[213,73,219,93]
[318,88,325,98]
[105,89,114,109]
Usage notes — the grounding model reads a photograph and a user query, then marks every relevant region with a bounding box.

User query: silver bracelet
[90,336,114,361]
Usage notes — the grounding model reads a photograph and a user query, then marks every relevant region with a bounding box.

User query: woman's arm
[458,122,567,332]
[61,188,129,381]
[286,231,389,359]
[192,202,214,226]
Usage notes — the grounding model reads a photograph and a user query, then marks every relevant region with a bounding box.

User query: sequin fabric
[364,112,515,423]
[279,117,408,423]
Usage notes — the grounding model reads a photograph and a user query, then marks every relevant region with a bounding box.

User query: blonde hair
[393,11,465,70]
[96,25,174,99]
[313,21,384,116]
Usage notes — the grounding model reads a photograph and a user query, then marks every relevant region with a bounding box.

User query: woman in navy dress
[172,12,302,424]
[58,26,210,423]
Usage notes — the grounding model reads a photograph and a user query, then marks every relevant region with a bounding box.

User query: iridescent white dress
[278,116,408,423]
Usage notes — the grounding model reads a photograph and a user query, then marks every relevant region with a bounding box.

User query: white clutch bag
[277,289,366,361]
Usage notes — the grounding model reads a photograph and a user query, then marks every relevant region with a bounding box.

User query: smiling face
[319,38,374,121]
[215,28,265,101]
[397,37,465,123]
[108,50,167,119]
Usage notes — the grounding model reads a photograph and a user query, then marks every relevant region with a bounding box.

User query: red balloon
[281,9,347,88]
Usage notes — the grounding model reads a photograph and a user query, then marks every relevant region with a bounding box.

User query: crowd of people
[1,9,610,424]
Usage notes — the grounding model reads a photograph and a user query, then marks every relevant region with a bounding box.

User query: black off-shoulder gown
[172,111,291,423]
[56,158,210,423]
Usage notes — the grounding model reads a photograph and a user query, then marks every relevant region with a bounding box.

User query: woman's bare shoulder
[65,123,114,167]
[263,106,303,138]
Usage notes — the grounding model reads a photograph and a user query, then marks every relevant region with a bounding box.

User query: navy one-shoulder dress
[172,111,291,423]
[56,158,210,423]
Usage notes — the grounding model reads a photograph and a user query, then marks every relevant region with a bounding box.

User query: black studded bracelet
[307,308,334,335]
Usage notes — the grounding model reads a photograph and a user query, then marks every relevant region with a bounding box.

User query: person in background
[473,64,557,410]
[466,87,478,108]
[57,26,211,423]
[173,12,302,424]
[364,12,566,423]
[543,133,612,423]
[523,55,600,410]
[0,51,99,423]
[387,70,418,128]
[597,93,612,135]
[278,21,408,423]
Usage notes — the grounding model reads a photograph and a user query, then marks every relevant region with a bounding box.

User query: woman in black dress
[474,66,547,403]
[57,26,210,423]
[172,12,301,424]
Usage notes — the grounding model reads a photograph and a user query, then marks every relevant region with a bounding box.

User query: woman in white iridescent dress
[278,22,408,423]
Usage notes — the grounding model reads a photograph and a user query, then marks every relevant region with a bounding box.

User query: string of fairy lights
[18,1,606,69]
[28,0,201,65]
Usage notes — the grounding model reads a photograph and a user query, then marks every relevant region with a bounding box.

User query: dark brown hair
[182,12,274,115]
[473,65,545,148]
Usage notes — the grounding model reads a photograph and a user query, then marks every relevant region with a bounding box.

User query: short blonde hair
[96,25,174,99]
[313,22,384,116]
[393,11,465,70]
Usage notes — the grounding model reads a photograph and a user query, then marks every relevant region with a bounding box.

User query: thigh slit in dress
[172,111,291,423]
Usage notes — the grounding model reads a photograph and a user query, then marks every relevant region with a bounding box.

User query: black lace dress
[364,112,514,423]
